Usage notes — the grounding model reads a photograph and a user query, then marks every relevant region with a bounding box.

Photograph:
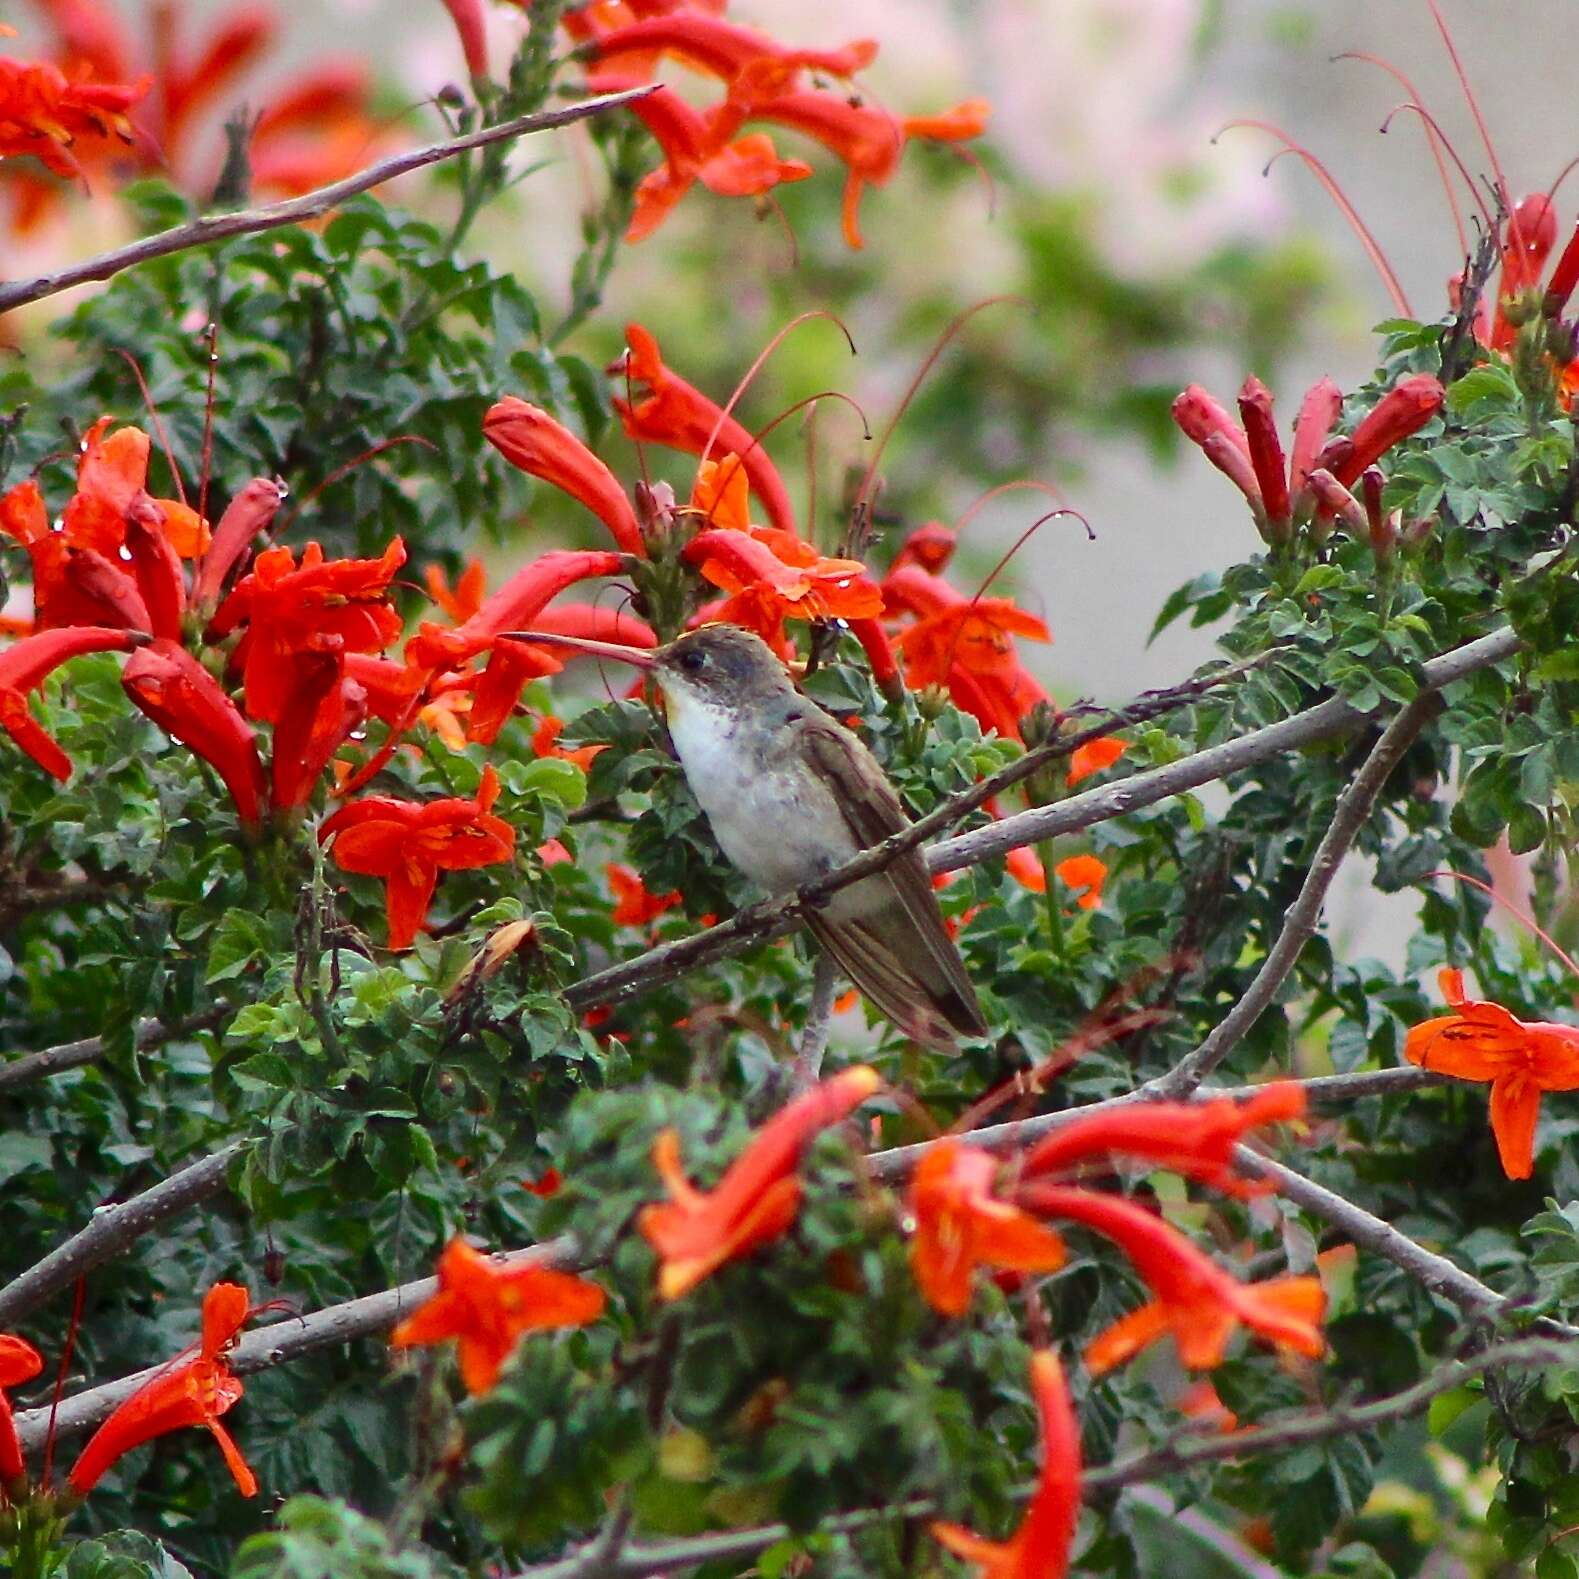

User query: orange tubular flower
[611,323,797,533]
[0,625,137,780]
[1020,1084,1306,1195]
[1405,967,1579,1179]
[686,526,883,636]
[483,399,645,557]
[908,1138,1066,1317]
[639,1065,882,1299]
[122,638,268,825]
[931,1349,1081,1579]
[68,1282,256,1499]
[1053,854,1106,912]
[0,48,147,180]
[0,1333,43,1487]
[1018,1185,1324,1375]
[191,476,289,612]
[320,765,516,949]
[621,80,811,242]
[884,564,1050,741]
[1066,737,1126,788]
[209,538,405,725]
[606,862,682,927]
[390,1238,606,1396]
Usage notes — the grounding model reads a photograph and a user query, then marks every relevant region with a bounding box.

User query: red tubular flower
[269,641,368,813]
[390,1238,605,1396]
[891,521,957,574]
[1322,374,1445,488]
[606,862,682,927]
[191,476,289,611]
[412,549,628,668]
[124,493,187,641]
[1492,192,1559,348]
[1405,967,1579,1179]
[0,1333,43,1486]
[1237,376,1290,529]
[1020,1084,1306,1194]
[424,559,487,624]
[209,538,405,725]
[639,1066,882,1299]
[611,323,796,533]
[849,616,904,701]
[1017,1185,1325,1375]
[122,638,267,825]
[588,14,877,87]
[931,1349,1081,1579]
[1288,377,1344,501]
[1545,217,1579,317]
[483,399,644,556]
[439,0,489,76]
[320,765,516,949]
[908,1138,1066,1316]
[68,1282,256,1498]
[0,625,138,780]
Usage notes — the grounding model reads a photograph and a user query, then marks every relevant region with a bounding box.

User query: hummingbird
[517,623,987,1051]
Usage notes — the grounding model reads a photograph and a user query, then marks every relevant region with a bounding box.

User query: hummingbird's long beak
[500,630,659,669]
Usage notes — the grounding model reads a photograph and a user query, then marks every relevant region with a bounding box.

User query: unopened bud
[444,919,538,1002]
[916,682,951,721]
[1360,467,1396,561]
[1020,700,1059,749]
[1401,515,1436,550]
[436,82,466,109]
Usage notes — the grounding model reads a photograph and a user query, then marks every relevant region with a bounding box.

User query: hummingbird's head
[650,625,793,709]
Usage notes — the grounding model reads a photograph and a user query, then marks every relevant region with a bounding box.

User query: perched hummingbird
[519,623,987,1051]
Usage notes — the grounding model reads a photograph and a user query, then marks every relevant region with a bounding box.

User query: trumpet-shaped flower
[122,638,267,825]
[68,1282,256,1498]
[390,1238,606,1396]
[1018,1185,1324,1374]
[639,1065,882,1299]
[0,1333,42,1486]
[931,1349,1081,1579]
[483,399,644,556]
[1020,1084,1306,1194]
[611,323,796,533]
[0,47,146,181]
[209,538,405,725]
[908,1138,1067,1317]
[0,625,138,781]
[1405,967,1579,1179]
[606,862,682,927]
[320,765,516,949]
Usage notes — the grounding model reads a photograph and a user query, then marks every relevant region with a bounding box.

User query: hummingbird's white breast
[662,688,862,895]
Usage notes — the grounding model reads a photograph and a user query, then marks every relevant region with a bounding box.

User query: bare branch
[791,952,839,1092]
[0,88,654,316]
[1155,688,1444,1098]
[0,1010,225,1095]
[564,627,1521,1017]
[0,1141,245,1328]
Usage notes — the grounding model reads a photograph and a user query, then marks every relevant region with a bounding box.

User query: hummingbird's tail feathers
[808,913,983,1054]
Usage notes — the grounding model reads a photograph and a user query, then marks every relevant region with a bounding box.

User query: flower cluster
[393,1071,1325,1579]
[503,0,994,247]
[3,0,384,229]
[1172,371,1444,552]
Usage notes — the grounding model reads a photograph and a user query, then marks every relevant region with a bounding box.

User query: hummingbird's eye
[677,648,706,674]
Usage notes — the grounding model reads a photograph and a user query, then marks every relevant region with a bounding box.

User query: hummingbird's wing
[796,717,987,1050]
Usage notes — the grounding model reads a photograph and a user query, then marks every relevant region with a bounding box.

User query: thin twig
[0,1010,224,1095]
[1155,689,1444,1098]
[501,1334,1579,1579]
[791,953,839,1092]
[0,1141,245,1327]
[562,627,1521,1016]
[0,88,654,315]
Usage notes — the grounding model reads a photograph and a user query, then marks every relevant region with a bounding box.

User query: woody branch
[0,87,654,316]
